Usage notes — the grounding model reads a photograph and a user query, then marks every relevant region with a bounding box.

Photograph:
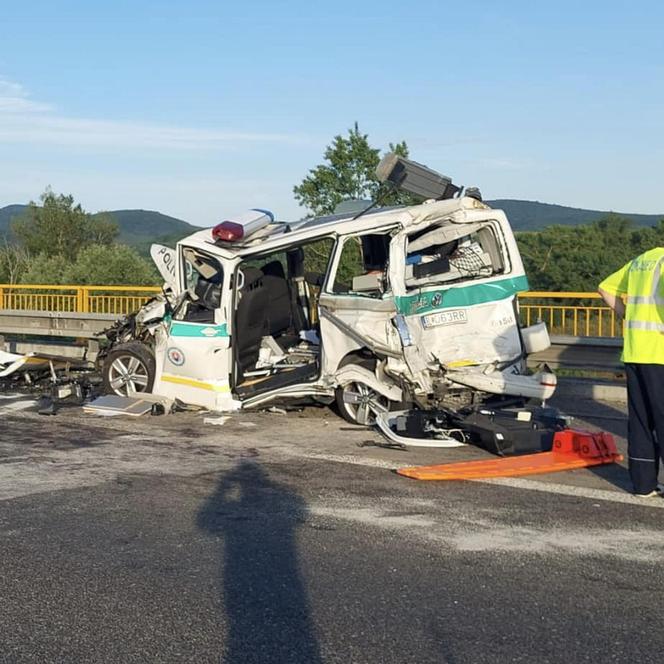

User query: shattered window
[179,248,224,321]
[183,249,223,292]
[331,233,392,298]
[302,238,335,285]
[405,223,506,290]
[243,251,288,275]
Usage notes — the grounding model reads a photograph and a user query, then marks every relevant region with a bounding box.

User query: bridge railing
[0,284,161,316]
[0,285,620,338]
[518,291,619,338]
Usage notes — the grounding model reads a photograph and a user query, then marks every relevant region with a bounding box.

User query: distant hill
[0,204,28,235]
[97,209,200,254]
[487,199,664,231]
[2,200,663,248]
[0,205,200,252]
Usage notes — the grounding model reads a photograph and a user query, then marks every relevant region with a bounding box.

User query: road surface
[1,394,662,663]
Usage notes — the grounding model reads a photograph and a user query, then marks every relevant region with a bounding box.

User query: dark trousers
[625,363,664,494]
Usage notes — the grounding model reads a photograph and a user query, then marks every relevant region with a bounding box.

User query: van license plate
[421,309,468,328]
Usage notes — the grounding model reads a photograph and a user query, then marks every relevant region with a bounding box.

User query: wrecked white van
[100,157,555,424]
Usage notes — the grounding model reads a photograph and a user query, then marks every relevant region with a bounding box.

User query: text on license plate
[421,309,468,329]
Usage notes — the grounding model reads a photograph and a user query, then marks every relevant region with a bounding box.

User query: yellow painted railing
[0,285,620,337]
[518,291,619,338]
[0,284,161,316]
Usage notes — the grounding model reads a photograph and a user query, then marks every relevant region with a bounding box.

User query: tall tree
[12,190,118,262]
[293,123,420,217]
[0,239,30,284]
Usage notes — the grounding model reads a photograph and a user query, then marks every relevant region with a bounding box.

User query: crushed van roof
[178,197,491,257]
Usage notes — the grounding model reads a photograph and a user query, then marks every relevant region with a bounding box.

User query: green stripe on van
[395,275,529,316]
[169,322,229,337]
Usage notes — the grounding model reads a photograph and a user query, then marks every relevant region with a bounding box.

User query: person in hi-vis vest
[599,247,664,497]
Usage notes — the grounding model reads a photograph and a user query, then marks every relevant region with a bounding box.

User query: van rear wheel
[335,357,392,425]
[102,342,155,397]
[336,380,390,426]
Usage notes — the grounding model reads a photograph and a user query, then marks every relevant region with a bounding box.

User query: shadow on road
[197,460,322,664]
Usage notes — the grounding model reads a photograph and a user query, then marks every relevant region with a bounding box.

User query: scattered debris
[83,395,155,417]
[203,415,230,426]
[267,406,288,415]
[375,410,467,448]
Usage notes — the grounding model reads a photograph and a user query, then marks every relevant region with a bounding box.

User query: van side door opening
[231,237,335,398]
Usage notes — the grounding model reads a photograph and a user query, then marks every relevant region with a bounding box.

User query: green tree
[20,245,157,286]
[19,253,71,285]
[516,214,663,292]
[0,240,30,284]
[293,123,420,217]
[64,244,158,285]
[12,190,118,262]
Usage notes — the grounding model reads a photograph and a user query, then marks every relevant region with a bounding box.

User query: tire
[334,357,392,426]
[102,342,155,397]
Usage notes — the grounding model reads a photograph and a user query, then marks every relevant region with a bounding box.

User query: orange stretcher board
[397,430,623,481]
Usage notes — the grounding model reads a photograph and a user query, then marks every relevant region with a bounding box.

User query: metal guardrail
[0,284,160,315]
[528,335,623,373]
[0,308,623,374]
[0,310,120,362]
[518,291,620,338]
[0,309,118,338]
[0,285,619,337]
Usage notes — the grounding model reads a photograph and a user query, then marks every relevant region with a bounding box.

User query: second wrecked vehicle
[99,155,555,427]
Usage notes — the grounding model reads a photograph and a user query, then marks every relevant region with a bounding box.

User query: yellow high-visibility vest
[599,247,664,364]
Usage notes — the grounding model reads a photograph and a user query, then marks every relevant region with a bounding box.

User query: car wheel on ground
[335,357,393,426]
[102,342,155,397]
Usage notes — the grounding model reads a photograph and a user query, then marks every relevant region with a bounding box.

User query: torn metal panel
[446,367,557,401]
[0,350,79,378]
[375,410,467,448]
[83,395,155,417]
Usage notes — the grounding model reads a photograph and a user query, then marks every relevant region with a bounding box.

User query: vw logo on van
[431,292,443,307]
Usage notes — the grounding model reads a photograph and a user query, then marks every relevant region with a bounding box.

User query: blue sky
[1,0,662,225]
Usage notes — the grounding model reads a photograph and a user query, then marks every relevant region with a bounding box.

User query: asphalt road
[1,394,663,663]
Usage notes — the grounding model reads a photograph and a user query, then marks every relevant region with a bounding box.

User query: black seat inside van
[235,267,268,374]
[261,260,293,338]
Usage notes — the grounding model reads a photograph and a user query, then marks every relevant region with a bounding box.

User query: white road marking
[0,395,37,412]
[479,476,664,509]
[302,452,401,470]
[307,498,664,560]
[300,452,664,509]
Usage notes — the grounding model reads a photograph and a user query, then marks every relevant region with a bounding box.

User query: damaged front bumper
[445,367,557,402]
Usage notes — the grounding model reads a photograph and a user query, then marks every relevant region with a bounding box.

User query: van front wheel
[102,342,155,397]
